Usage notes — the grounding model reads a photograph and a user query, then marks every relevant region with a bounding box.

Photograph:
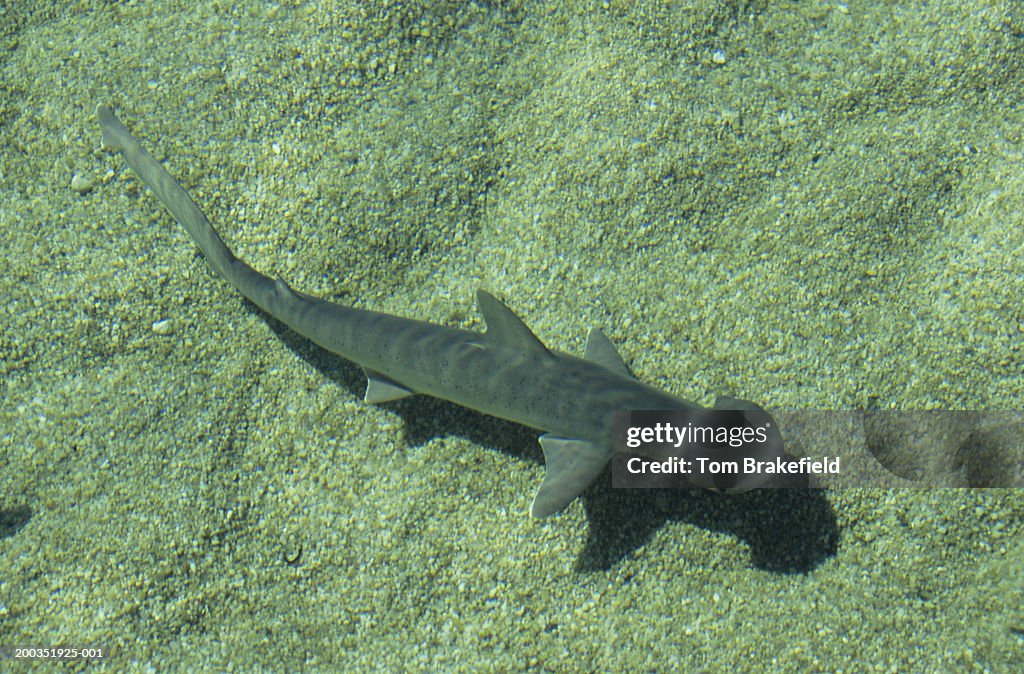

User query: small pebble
[152,318,176,335]
[71,172,93,194]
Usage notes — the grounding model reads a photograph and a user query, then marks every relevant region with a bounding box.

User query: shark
[96,104,769,517]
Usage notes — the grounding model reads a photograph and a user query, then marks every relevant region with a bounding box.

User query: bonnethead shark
[96,104,770,517]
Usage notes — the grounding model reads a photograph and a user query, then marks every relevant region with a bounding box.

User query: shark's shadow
[264,313,838,575]
[576,477,838,574]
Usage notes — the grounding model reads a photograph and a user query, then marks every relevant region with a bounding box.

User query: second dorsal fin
[583,328,631,376]
[476,290,549,356]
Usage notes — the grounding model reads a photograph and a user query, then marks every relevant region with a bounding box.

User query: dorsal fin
[583,328,631,376]
[714,395,761,412]
[476,289,549,355]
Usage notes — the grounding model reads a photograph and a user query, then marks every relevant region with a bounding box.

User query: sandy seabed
[1,1,1021,671]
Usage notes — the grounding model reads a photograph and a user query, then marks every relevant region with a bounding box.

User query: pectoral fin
[530,435,612,517]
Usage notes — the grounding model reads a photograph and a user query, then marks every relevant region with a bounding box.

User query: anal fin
[363,368,415,403]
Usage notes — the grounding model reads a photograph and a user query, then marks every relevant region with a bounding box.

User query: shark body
[96,104,760,517]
